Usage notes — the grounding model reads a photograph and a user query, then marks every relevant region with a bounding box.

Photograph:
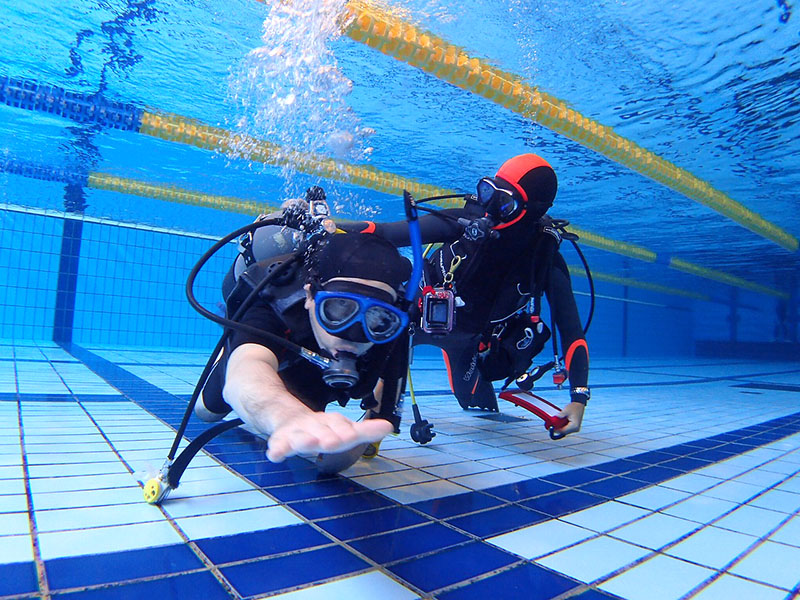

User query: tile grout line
[679,508,800,599]
[35,345,800,599]
[550,452,800,597]
[39,343,243,600]
[14,351,51,600]
[59,344,436,599]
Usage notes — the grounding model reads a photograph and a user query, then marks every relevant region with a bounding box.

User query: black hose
[569,239,594,335]
[167,218,310,461]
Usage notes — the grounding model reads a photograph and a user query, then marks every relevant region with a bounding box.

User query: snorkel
[402,189,423,305]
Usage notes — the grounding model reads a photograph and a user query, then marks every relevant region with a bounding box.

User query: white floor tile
[352,469,438,490]
[714,504,789,537]
[661,494,739,524]
[599,554,714,600]
[769,515,800,548]
[666,526,757,569]
[561,501,650,533]
[488,519,595,559]
[38,520,185,560]
[618,485,691,511]
[162,490,274,519]
[449,469,529,490]
[690,574,787,600]
[729,540,800,590]
[0,534,34,565]
[269,569,418,599]
[610,512,700,550]
[538,535,651,583]
[378,480,472,504]
[0,512,29,536]
[747,488,800,514]
[659,473,721,494]
[174,504,301,540]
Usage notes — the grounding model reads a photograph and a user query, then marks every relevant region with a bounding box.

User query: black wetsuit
[201,265,408,428]
[341,202,589,411]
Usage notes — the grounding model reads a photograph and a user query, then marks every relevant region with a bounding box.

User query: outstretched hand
[554,401,586,436]
[266,411,393,463]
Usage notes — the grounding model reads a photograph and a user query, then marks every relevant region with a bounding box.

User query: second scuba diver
[341,153,591,436]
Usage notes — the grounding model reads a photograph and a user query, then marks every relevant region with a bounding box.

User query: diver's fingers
[266,413,391,462]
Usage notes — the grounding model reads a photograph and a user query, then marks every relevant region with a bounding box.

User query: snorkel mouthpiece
[321,351,359,389]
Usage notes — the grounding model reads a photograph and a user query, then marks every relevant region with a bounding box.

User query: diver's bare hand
[266,411,392,463]
[554,401,585,436]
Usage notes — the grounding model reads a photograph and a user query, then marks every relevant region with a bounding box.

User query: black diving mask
[476,177,522,222]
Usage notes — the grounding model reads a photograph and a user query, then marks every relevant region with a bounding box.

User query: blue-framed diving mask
[314,282,409,344]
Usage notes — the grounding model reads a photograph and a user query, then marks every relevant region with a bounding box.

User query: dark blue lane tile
[72,394,126,402]
[626,465,681,484]
[571,588,626,599]
[242,468,321,487]
[195,524,329,565]
[289,491,394,520]
[709,433,742,441]
[349,523,469,564]
[731,439,760,449]
[0,392,18,401]
[412,491,503,518]
[388,541,517,593]
[17,394,74,402]
[266,477,365,502]
[541,469,607,487]
[0,561,38,596]
[52,571,230,600]
[221,545,366,598]
[487,478,561,502]
[725,442,758,453]
[522,490,604,517]
[687,448,735,462]
[589,459,642,475]
[579,477,648,498]
[682,438,723,449]
[624,451,675,465]
[207,449,267,464]
[660,456,712,472]
[437,562,579,600]
[317,506,428,540]
[447,505,549,537]
[46,544,203,590]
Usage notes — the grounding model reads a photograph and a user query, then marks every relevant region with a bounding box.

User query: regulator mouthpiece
[321,351,359,389]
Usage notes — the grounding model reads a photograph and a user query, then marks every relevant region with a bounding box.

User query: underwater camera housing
[421,288,455,335]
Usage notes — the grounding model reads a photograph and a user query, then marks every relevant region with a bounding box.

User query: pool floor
[1,342,799,599]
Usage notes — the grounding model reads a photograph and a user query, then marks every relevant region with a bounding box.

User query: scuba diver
[340,154,590,437]
[195,207,416,473]
[142,156,588,505]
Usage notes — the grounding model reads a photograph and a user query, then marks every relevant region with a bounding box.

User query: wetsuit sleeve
[228,302,291,360]
[338,209,468,246]
[546,252,590,402]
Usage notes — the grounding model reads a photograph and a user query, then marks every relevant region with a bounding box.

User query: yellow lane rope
[5,158,781,298]
[137,111,458,205]
[339,0,798,252]
[87,172,278,215]
[83,166,788,299]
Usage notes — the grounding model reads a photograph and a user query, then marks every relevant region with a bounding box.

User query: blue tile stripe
[52,217,84,344]
[39,344,800,600]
